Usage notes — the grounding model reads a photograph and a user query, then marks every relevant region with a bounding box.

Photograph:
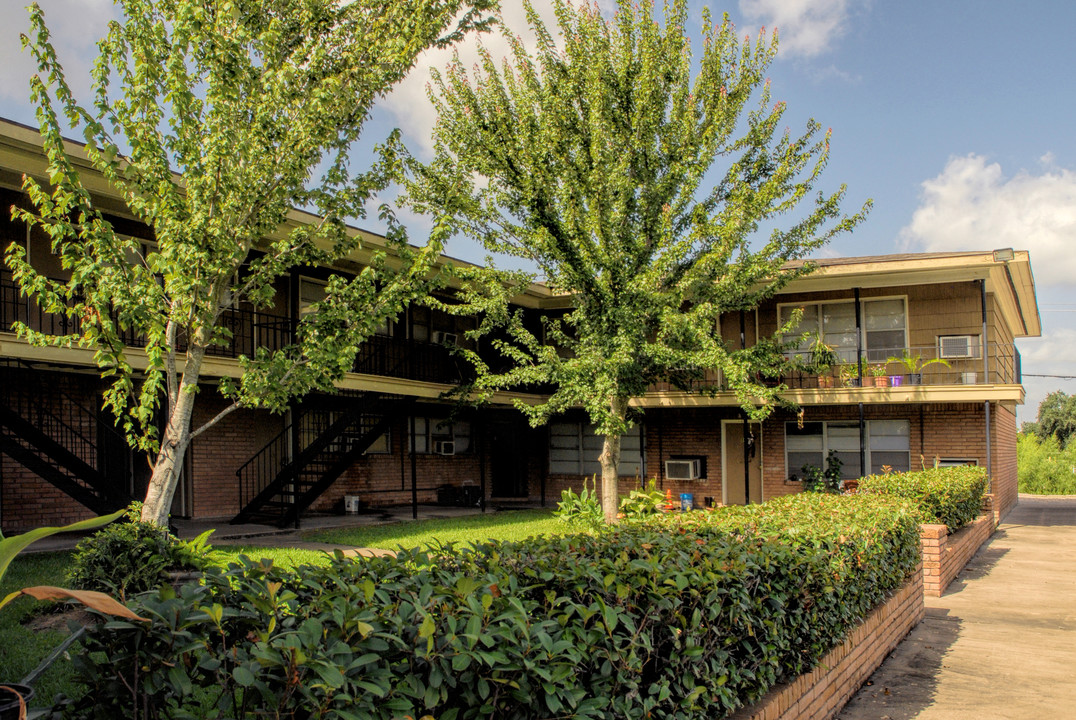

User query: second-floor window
[780,297,907,363]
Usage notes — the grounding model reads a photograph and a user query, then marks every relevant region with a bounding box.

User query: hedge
[855,466,989,532]
[50,494,921,720]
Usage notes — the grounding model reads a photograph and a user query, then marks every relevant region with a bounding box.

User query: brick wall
[920,513,994,597]
[991,402,1018,520]
[729,570,925,720]
[760,403,991,500]
[1,371,108,534]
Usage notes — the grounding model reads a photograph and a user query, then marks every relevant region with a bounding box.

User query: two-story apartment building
[0,118,1040,533]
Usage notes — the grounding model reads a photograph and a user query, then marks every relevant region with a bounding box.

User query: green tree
[8,0,492,526]
[1032,390,1076,447]
[400,0,869,522]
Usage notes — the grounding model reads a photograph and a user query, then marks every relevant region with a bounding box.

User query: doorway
[489,419,529,498]
[722,420,763,505]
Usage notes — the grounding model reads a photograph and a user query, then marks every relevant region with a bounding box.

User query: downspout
[741,311,750,504]
[410,415,418,520]
[980,279,989,381]
[478,415,487,513]
[980,279,992,479]
[855,288,866,477]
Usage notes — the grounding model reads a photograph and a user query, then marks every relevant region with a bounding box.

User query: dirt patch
[22,608,95,633]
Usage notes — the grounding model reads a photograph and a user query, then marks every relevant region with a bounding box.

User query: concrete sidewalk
[839,495,1076,720]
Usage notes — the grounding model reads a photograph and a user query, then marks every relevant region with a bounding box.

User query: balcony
[647,342,1022,400]
[1,271,468,386]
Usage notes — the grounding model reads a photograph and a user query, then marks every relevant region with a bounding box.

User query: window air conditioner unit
[938,335,978,359]
[434,440,456,456]
[665,459,701,481]
[433,331,458,346]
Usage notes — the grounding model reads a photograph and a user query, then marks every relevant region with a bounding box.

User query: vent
[433,331,458,346]
[938,335,979,359]
[665,459,701,481]
[434,440,456,456]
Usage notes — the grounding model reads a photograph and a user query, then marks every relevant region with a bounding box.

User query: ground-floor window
[409,417,471,455]
[785,419,910,480]
[548,421,643,477]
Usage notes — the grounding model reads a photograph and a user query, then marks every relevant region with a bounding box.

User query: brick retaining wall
[729,570,924,720]
[920,513,994,597]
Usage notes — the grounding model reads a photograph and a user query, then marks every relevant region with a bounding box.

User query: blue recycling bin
[680,493,694,511]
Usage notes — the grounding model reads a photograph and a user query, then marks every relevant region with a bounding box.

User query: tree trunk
[141,342,208,527]
[598,397,629,524]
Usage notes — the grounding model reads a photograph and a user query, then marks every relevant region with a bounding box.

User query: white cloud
[0,0,118,112]
[379,2,564,159]
[738,0,858,58]
[899,154,1076,287]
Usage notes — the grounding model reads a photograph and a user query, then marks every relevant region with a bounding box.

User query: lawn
[1,509,572,710]
[0,551,83,707]
[304,509,572,550]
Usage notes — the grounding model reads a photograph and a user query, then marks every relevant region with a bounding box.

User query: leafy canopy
[401,0,870,440]
[8,0,494,453]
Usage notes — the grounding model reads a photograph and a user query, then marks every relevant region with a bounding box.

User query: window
[298,277,327,317]
[779,298,907,363]
[785,419,910,480]
[409,417,471,454]
[365,429,391,454]
[549,421,643,476]
[936,458,978,468]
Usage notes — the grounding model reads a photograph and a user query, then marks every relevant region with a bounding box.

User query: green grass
[304,509,572,550]
[0,551,82,708]
[210,544,335,569]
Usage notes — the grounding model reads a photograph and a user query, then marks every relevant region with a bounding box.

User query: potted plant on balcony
[807,335,840,388]
[839,362,859,387]
[870,363,890,387]
[886,350,950,385]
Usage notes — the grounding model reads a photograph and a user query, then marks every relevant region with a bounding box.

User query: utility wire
[1023,374,1076,380]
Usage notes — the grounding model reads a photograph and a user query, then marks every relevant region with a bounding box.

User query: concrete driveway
[838,495,1076,720]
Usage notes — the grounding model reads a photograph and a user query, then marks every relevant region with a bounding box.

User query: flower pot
[0,684,33,720]
[817,375,834,389]
[874,376,890,388]
[907,373,922,385]
[889,375,902,387]
[860,376,875,387]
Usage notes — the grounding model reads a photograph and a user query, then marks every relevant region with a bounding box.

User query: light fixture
[992,248,1015,262]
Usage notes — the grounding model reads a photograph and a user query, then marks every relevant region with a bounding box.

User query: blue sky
[1,0,1073,422]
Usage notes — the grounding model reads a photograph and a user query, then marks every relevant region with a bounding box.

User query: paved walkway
[839,495,1076,720]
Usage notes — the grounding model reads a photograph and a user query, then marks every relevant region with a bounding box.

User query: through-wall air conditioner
[938,335,979,359]
[664,459,701,481]
[434,440,456,456]
[432,331,458,346]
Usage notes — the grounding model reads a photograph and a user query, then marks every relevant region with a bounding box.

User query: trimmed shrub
[67,505,215,602]
[51,494,920,720]
[856,466,989,532]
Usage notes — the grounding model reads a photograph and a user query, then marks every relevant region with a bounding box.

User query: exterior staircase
[232,393,410,527]
[0,363,132,515]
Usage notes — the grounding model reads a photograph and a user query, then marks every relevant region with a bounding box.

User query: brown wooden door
[724,422,762,505]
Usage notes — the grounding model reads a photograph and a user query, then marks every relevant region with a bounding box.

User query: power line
[1023,374,1076,380]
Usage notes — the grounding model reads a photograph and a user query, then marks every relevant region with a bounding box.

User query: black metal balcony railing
[1,271,467,385]
[653,342,1023,393]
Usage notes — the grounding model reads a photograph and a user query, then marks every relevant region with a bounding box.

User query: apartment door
[489,420,528,498]
[723,421,763,505]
